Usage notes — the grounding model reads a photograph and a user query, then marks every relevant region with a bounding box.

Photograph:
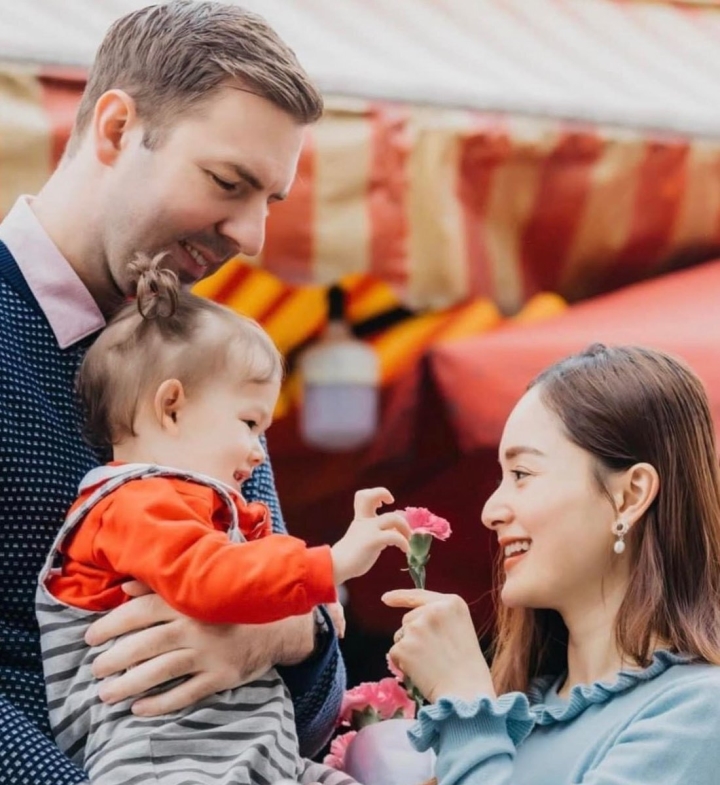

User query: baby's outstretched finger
[353,487,394,518]
[375,511,411,539]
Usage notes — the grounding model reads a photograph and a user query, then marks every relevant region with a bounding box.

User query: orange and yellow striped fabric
[195,262,566,420]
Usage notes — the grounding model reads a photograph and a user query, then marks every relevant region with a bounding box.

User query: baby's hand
[331,488,411,585]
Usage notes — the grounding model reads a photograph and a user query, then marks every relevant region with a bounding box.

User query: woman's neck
[558,583,634,698]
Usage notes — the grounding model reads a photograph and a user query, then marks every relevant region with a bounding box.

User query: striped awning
[3,1,720,311]
[4,1,720,136]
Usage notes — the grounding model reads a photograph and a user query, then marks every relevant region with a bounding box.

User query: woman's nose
[481,485,513,530]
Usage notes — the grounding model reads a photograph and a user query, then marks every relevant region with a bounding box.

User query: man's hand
[325,601,346,638]
[85,581,314,716]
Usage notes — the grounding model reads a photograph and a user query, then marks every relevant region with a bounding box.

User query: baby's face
[169,376,281,490]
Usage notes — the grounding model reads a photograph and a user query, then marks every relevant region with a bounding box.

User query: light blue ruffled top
[409,651,720,784]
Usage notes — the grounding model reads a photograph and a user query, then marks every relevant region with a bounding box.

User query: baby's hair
[77,252,283,450]
[131,252,180,319]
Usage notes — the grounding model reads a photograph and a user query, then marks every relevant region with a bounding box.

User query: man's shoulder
[0,239,40,311]
[0,277,45,332]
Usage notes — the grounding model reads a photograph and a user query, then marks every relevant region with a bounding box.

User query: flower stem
[408,565,426,590]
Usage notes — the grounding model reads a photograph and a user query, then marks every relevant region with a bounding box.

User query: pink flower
[323,730,357,770]
[405,506,452,540]
[339,677,416,727]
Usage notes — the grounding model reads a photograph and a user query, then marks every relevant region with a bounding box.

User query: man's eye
[210,173,239,192]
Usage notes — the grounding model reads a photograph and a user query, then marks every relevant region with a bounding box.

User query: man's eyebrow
[229,163,288,201]
[503,446,546,461]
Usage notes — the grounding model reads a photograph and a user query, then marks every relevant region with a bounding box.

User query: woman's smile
[500,537,532,570]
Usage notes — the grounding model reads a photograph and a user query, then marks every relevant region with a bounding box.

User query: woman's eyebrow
[503,446,546,461]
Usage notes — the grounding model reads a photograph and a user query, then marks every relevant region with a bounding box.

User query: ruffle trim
[407,650,691,753]
[528,649,691,725]
[408,692,534,752]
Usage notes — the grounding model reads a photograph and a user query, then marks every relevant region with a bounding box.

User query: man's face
[101,86,306,297]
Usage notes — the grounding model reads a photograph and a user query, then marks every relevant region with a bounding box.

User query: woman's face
[482,386,620,613]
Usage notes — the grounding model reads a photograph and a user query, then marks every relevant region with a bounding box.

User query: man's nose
[218,201,267,259]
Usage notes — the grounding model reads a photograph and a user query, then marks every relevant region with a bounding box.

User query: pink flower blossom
[323,730,357,770]
[404,506,452,540]
[339,677,416,727]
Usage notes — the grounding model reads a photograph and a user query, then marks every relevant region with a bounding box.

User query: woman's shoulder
[625,653,720,725]
[531,651,720,727]
[609,651,720,709]
[654,655,720,694]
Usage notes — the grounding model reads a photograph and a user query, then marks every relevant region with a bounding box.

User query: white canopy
[2,0,720,137]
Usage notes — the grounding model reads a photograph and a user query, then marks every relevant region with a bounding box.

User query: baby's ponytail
[129,252,180,319]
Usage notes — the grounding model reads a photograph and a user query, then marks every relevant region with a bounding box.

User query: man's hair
[67,0,323,153]
[77,253,284,450]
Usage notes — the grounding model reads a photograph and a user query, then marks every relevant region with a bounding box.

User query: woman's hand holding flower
[382,589,496,704]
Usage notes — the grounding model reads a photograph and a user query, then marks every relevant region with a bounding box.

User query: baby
[36,254,410,785]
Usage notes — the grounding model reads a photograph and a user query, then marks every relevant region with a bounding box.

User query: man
[0,2,343,782]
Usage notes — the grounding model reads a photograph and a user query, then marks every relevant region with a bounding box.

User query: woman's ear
[153,379,186,433]
[612,462,660,528]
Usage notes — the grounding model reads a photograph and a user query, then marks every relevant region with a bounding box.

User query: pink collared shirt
[0,197,105,349]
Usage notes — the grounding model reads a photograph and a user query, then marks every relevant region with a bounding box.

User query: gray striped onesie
[36,464,357,785]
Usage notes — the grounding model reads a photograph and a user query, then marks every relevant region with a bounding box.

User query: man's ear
[153,379,186,433]
[92,89,139,166]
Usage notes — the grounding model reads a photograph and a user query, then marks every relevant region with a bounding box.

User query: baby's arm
[81,481,409,627]
[89,478,336,624]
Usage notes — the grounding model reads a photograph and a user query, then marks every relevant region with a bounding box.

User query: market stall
[3,0,720,312]
[431,257,720,450]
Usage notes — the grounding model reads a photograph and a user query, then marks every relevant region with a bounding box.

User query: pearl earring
[612,518,630,554]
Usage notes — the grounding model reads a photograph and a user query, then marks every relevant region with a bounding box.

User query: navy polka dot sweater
[0,242,344,782]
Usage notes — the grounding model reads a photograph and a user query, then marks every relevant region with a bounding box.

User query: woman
[384,344,720,785]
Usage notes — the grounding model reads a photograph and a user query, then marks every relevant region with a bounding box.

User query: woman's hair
[77,253,283,450]
[491,343,720,694]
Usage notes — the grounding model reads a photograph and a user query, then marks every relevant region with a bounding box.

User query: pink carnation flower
[323,730,357,770]
[404,506,452,540]
[339,677,416,727]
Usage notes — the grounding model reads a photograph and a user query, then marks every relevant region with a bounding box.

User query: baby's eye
[242,419,258,430]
